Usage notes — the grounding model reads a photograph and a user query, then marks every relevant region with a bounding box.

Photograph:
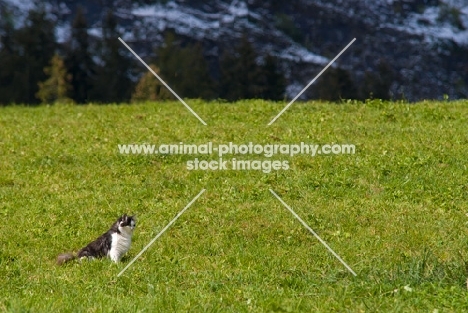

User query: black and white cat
[57,214,136,265]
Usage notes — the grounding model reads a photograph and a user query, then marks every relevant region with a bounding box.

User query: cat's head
[118,214,136,233]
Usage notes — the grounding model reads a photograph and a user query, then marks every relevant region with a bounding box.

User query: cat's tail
[56,252,76,265]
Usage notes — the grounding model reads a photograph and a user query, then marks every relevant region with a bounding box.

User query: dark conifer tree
[219,49,242,101]
[361,59,394,100]
[90,10,133,103]
[157,32,179,83]
[0,7,18,104]
[315,67,358,101]
[177,43,215,99]
[0,7,55,104]
[260,54,286,100]
[65,6,95,103]
[157,33,215,99]
[17,8,56,104]
[219,35,270,101]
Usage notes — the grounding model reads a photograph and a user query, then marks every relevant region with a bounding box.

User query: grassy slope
[0,100,468,312]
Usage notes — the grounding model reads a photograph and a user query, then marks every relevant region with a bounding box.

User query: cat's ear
[118,214,126,226]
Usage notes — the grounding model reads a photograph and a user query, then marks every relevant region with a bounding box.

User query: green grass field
[1,100,468,312]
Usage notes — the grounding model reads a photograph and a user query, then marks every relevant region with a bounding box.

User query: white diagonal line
[268,38,356,125]
[118,37,207,126]
[117,189,206,277]
[269,189,357,276]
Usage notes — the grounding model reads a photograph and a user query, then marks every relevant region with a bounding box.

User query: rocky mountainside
[2,0,468,100]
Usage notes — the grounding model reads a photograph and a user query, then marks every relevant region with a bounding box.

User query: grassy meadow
[1,99,468,312]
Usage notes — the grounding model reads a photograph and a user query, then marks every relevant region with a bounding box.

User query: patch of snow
[59,2,71,15]
[1,0,36,27]
[2,0,35,12]
[227,0,248,17]
[132,3,220,40]
[119,31,135,42]
[279,45,329,65]
[55,24,70,43]
[397,6,468,45]
[88,27,102,38]
[286,83,307,99]
[129,0,331,67]
[441,0,468,10]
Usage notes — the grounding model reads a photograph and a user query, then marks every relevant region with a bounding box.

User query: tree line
[0,6,394,105]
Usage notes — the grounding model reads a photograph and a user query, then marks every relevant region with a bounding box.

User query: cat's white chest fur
[109,227,133,262]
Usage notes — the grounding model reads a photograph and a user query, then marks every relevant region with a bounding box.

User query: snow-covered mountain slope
[2,0,467,100]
